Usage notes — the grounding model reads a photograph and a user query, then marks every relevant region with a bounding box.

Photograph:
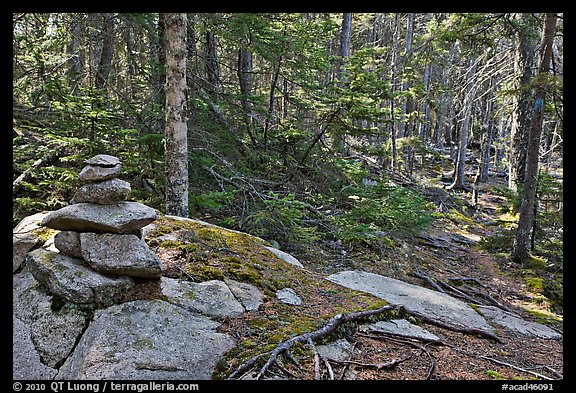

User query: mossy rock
[146,214,394,379]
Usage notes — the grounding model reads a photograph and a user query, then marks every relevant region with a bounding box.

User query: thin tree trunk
[332,13,352,155]
[264,57,282,150]
[164,13,189,218]
[238,47,256,145]
[95,13,114,91]
[512,13,557,264]
[508,13,540,192]
[398,13,414,141]
[389,13,400,172]
[150,13,166,133]
[205,29,221,97]
[66,13,84,92]
[448,59,477,190]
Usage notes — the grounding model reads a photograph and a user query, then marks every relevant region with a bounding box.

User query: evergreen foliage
[13,13,562,266]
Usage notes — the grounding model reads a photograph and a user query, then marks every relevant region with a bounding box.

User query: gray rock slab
[57,300,236,380]
[13,316,58,380]
[264,246,303,268]
[26,248,134,306]
[80,233,162,279]
[161,277,245,318]
[276,287,302,306]
[317,338,353,362]
[13,234,39,272]
[79,164,121,182]
[14,211,52,233]
[84,154,121,167]
[72,178,131,205]
[13,212,52,272]
[224,278,265,311]
[54,231,82,258]
[477,305,562,339]
[42,202,157,233]
[327,270,494,333]
[361,319,441,342]
[13,272,89,367]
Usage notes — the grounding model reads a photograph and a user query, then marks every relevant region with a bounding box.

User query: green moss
[526,309,562,325]
[157,239,198,253]
[33,227,58,243]
[469,303,481,314]
[525,277,544,292]
[525,255,548,270]
[185,264,224,281]
[485,370,506,380]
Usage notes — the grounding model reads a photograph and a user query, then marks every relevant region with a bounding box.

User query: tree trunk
[149,13,166,133]
[512,13,557,264]
[398,13,414,141]
[164,13,189,218]
[205,29,221,97]
[238,47,256,145]
[388,13,400,172]
[66,13,84,92]
[264,57,282,150]
[95,13,114,91]
[448,59,477,190]
[332,13,352,155]
[508,13,540,192]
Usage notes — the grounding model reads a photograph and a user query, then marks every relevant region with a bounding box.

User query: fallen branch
[402,306,503,343]
[356,332,436,379]
[335,354,413,371]
[446,276,486,288]
[477,355,554,380]
[412,270,447,294]
[227,304,398,380]
[455,349,556,380]
[415,270,515,315]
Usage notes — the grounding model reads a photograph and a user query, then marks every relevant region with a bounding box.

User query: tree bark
[332,13,352,155]
[66,13,84,92]
[512,13,557,264]
[95,13,114,91]
[389,13,400,172]
[205,28,221,97]
[448,58,477,190]
[508,13,540,192]
[164,13,189,218]
[238,46,256,145]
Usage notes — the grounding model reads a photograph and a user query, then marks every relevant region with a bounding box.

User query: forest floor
[286,166,564,381]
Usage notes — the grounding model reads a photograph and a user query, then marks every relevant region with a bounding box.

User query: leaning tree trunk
[164,13,189,218]
[512,13,557,264]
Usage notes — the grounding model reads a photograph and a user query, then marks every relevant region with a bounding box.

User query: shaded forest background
[12,13,563,269]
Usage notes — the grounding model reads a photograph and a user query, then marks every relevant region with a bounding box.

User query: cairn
[26,154,162,306]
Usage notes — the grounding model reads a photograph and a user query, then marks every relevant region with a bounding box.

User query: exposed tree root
[413,269,517,316]
[227,304,398,380]
[228,300,503,380]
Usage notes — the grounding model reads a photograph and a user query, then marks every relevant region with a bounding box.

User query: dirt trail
[293,177,563,381]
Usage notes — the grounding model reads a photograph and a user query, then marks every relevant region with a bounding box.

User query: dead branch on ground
[227,304,398,380]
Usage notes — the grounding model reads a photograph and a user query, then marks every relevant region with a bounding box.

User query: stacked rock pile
[26,154,161,306]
